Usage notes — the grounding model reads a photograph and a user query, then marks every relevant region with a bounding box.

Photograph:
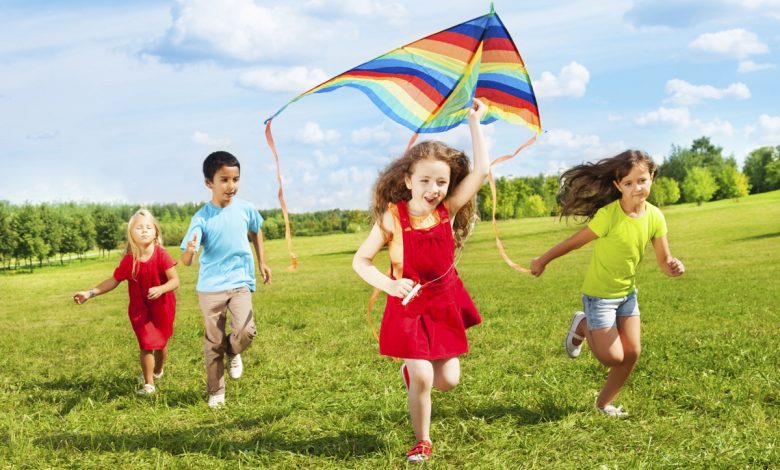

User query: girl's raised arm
[446,99,489,215]
[531,227,598,277]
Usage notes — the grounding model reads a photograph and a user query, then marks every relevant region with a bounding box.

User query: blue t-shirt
[180,197,263,292]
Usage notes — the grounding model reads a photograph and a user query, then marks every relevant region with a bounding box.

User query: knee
[599,351,624,367]
[623,346,641,365]
[410,371,434,392]
[435,373,460,392]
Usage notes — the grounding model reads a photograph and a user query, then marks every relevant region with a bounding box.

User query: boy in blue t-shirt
[181,151,272,408]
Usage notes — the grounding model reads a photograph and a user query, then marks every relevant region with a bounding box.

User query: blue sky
[2,0,779,211]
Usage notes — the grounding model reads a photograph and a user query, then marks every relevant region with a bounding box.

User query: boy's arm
[181,233,198,266]
[249,230,272,284]
[530,227,598,277]
[651,235,685,277]
[446,99,489,216]
[73,277,120,304]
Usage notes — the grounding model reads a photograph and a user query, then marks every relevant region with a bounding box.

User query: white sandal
[564,311,586,358]
[596,403,629,418]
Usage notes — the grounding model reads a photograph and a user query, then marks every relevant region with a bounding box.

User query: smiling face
[207,164,240,207]
[129,213,158,248]
[614,163,653,205]
[404,158,451,214]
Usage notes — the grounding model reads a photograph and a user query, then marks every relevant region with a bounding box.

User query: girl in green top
[530,150,684,417]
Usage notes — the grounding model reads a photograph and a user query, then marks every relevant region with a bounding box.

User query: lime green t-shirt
[582,200,667,298]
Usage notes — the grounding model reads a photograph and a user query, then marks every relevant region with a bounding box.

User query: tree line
[2,138,778,271]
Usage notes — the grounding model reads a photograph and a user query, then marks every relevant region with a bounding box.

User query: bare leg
[404,359,434,442]
[431,357,460,392]
[596,316,641,407]
[153,347,168,375]
[139,350,155,385]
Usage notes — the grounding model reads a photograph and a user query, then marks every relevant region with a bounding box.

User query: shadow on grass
[24,375,202,415]
[735,231,780,241]
[34,418,383,459]
[465,397,578,425]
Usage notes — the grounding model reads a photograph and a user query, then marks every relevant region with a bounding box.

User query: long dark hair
[558,149,657,221]
[370,140,474,247]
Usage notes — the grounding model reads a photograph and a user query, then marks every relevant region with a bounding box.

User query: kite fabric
[264,4,542,272]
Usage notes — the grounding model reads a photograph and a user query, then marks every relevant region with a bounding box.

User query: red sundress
[379,201,481,360]
[113,245,177,350]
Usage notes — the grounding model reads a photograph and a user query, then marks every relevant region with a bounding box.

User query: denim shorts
[581,290,639,330]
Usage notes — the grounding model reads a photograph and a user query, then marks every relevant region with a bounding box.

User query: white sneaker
[208,393,226,408]
[564,311,586,358]
[136,384,156,396]
[228,354,243,380]
[153,369,164,380]
[597,403,629,418]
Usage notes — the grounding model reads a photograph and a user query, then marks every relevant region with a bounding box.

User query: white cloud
[541,129,626,161]
[635,106,734,136]
[665,79,750,105]
[351,124,393,145]
[26,130,59,140]
[737,0,780,19]
[327,166,376,185]
[191,131,232,146]
[237,66,329,92]
[314,149,339,167]
[149,0,343,62]
[689,28,769,59]
[544,129,601,148]
[298,122,340,144]
[304,0,409,26]
[607,113,624,122]
[532,61,590,99]
[737,60,776,73]
[757,114,780,141]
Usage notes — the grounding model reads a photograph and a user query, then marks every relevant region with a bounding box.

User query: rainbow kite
[265,5,541,272]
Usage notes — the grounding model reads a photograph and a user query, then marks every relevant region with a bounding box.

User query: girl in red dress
[73,209,179,396]
[353,99,489,463]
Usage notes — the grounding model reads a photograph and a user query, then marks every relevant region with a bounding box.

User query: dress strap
[396,200,413,231]
[435,202,450,225]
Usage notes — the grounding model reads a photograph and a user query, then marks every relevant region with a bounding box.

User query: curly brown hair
[558,149,657,221]
[370,140,476,247]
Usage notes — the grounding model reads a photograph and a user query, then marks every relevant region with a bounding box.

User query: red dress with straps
[379,201,481,360]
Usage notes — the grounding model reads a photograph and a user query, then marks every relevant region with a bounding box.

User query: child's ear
[613,180,621,192]
[205,178,212,188]
[404,175,412,190]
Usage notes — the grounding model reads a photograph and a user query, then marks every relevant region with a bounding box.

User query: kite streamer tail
[488,134,538,274]
[264,119,299,271]
[406,132,419,151]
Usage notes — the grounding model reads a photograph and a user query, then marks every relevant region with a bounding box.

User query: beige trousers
[197,287,256,395]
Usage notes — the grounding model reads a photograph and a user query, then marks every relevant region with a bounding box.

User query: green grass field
[1,191,778,469]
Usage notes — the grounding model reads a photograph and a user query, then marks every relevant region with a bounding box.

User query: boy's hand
[530,257,547,277]
[185,233,198,254]
[259,262,272,284]
[468,98,487,123]
[147,286,164,300]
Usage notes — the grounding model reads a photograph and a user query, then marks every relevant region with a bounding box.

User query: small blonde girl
[73,209,179,395]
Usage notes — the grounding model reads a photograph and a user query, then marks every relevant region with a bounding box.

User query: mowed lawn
[1,191,778,469]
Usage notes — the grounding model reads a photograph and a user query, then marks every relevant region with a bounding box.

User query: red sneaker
[406,439,432,463]
[400,363,410,391]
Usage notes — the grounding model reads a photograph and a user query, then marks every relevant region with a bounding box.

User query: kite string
[488,133,539,274]
[264,119,299,271]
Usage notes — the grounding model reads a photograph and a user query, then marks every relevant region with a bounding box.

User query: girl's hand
[147,286,164,300]
[666,257,685,276]
[388,278,417,299]
[73,291,91,304]
[530,257,547,277]
[468,98,487,123]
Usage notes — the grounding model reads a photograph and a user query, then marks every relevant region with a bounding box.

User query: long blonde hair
[126,209,163,279]
[370,140,475,247]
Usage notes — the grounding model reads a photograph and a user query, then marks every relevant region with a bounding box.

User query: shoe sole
[564,312,585,358]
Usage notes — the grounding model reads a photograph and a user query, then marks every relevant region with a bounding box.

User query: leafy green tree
[765,159,780,189]
[648,177,681,207]
[11,204,47,270]
[718,166,750,201]
[742,146,780,194]
[39,204,64,265]
[521,194,547,217]
[94,207,123,255]
[0,202,17,268]
[659,137,729,201]
[683,167,718,206]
